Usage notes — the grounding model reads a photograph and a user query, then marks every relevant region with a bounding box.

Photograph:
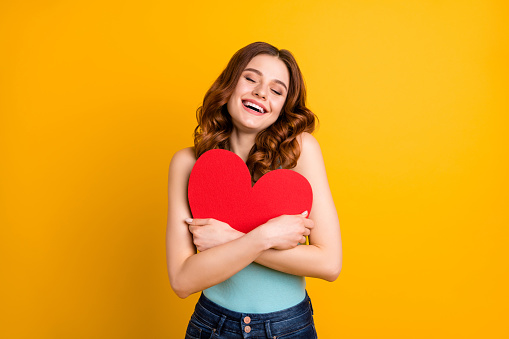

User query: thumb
[301,211,308,217]
[185,218,210,226]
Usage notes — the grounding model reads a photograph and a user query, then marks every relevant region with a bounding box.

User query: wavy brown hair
[194,42,317,181]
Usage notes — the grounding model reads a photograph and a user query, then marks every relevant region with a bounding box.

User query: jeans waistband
[192,291,314,338]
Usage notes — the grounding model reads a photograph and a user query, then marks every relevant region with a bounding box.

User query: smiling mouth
[242,100,266,114]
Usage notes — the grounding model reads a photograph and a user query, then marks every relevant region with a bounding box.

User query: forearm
[172,230,268,298]
[254,244,342,282]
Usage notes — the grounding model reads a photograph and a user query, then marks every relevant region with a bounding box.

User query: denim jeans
[185,291,318,339]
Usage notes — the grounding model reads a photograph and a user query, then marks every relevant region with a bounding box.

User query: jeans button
[244,316,251,324]
[244,325,251,333]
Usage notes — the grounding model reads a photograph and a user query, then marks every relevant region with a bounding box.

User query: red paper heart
[188,149,313,233]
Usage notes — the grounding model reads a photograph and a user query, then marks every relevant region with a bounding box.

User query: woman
[166,42,342,338]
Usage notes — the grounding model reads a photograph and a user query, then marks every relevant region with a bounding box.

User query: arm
[166,148,267,298]
[255,133,342,281]
[189,133,342,281]
[165,148,313,299]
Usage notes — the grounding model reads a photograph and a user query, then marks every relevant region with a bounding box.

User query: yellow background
[1,0,508,338]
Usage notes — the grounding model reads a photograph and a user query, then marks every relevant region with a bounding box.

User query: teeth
[243,101,265,113]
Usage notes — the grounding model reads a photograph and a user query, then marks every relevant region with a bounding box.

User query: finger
[303,228,311,236]
[185,218,210,226]
[300,236,307,244]
[301,210,308,217]
[304,219,315,228]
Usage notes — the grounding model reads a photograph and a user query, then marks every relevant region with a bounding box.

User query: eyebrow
[243,68,288,92]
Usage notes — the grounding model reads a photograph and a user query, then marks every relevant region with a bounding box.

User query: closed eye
[272,89,282,95]
[245,76,255,82]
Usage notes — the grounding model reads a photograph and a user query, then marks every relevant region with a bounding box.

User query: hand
[185,218,243,252]
[257,211,315,250]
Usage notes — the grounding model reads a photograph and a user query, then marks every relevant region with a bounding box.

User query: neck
[229,128,257,163]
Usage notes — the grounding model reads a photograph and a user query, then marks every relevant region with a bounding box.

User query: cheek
[227,90,241,110]
[274,98,287,114]
[226,100,234,116]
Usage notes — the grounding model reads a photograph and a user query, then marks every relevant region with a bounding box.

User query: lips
[242,99,268,114]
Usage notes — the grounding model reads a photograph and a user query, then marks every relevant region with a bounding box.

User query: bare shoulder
[169,147,197,179]
[298,132,321,156]
[294,132,324,173]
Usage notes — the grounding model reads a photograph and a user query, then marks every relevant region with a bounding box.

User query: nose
[253,83,267,100]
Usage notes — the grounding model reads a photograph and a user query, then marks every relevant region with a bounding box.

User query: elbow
[175,290,192,299]
[324,265,341,282]
[172,285,191,299]
[169,276,193,299]
[322,260,342,282]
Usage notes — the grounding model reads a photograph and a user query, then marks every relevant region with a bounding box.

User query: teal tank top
[203,263,306,313]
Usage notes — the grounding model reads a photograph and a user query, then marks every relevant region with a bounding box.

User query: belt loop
[264,320,273,338]
[216,315,226,336]
[309,300,314,315]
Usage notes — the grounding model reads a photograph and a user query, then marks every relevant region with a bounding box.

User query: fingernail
[185,218,193,224]
[301,211,308,216]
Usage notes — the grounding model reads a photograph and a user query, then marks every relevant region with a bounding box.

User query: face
[226,54,290,134]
